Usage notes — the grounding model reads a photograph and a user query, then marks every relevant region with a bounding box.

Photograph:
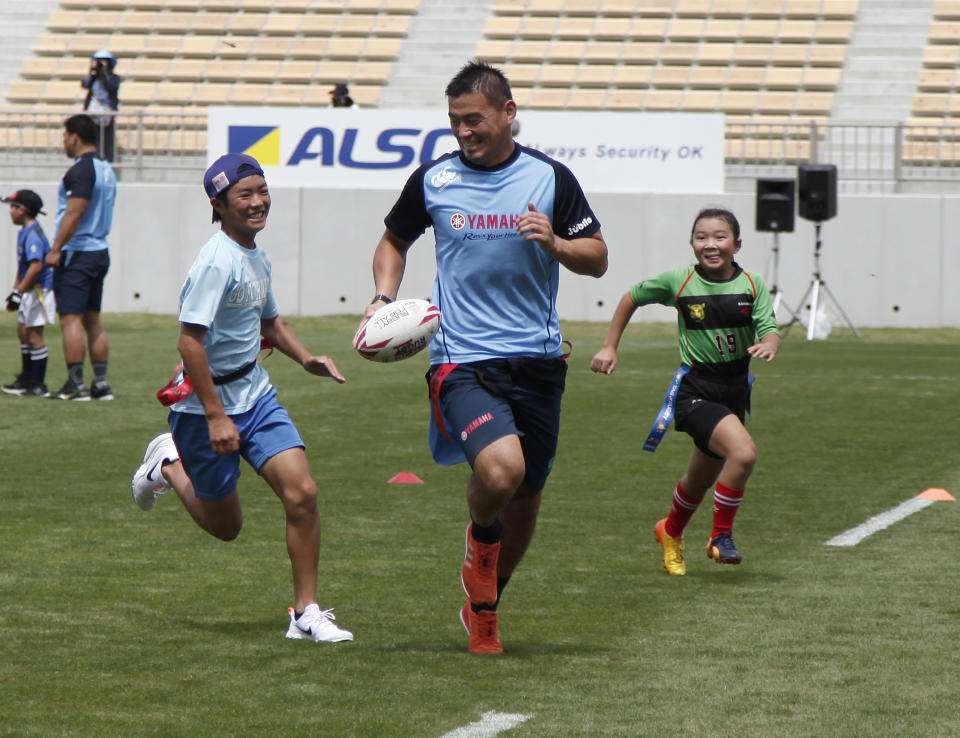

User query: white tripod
[784,222,861,340]
[766,231,799,324]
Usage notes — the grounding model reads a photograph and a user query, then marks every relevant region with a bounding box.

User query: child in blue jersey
[591,208,780,575]
[130,153,353,644]
[363,61,608,653]
[2,190,56,396]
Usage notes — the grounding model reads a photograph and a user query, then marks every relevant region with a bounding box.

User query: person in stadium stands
[45,113,116,401]
[362,60,607,653]
[1,190,55,397]
[130,153,353,644]
[590,207,780,576]
[81,49,120,162]
[329,83,355,108]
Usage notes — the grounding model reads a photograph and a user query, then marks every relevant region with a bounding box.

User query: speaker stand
[767,231,799,324]
[784,222,861,340]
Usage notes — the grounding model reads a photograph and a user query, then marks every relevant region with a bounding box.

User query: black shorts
[431,358,567,492]
[674,372,749,458]
[54,250,110,314]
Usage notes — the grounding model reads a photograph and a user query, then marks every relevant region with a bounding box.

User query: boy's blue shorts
[168,387,304,501]
[432,358,566,492]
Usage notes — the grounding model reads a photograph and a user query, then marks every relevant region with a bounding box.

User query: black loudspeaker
[756,178,795,233]
[797,164,837,222]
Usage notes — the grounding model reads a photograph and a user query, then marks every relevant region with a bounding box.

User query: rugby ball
[353,298,441,363]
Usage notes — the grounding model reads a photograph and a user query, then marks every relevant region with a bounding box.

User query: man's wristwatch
[371,294,393,305]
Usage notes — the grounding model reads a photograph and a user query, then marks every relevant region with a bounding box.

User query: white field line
[825,498,935,547]
[438,711,532,738]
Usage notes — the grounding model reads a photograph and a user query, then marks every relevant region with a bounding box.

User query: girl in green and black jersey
[591,208,780,576]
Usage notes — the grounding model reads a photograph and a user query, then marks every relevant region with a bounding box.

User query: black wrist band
[371,294,393,304]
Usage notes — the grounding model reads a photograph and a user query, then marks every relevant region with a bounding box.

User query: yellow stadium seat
[574,65,616,86]
[19,57,61,80]
[6,80,47,104]
[643,89,684,110]
[154,82,197,105]
[681,89,721,111]
[128,58,170,81]
[607,89,644,109]
[613,65,654,87]
[189,12,232,34]
[923,45,960,68]
[934,0,960,19]
[651,66,690,87]
[689,66,727,88]
[266,85,308,105]
[152,12,193,34]
[252,37,295,58]
[529,87,569,108]
[117,11,157,33]
[169,59,210,81]
[193,82,235,106]
[325,37,368,58]
[476,39,513,62]
[262,13,303,35]
[242,60,283,82]
[227,12,267,35]
[660,43,698,64]
[567,89,609,109]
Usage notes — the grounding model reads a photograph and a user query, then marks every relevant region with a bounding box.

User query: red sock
[665,481,701,538]
[711,482,744,538]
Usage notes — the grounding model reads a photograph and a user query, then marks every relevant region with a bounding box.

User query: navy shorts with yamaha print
[674,371,749,459]
[432,358,567,492]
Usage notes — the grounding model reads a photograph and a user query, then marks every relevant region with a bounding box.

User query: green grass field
[0,314,957,737]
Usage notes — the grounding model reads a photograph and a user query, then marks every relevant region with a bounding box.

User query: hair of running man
[445,60,513,107]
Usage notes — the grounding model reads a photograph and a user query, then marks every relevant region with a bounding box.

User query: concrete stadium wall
[1,181,958,329]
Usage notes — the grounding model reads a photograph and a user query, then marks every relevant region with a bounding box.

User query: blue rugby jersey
[56,152,116,253]
[172,231,278,415]
[17,222,54,289]
[385,145,600,364]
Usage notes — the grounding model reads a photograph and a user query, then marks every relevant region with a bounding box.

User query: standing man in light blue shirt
[45,113,117,401]
[130,154,354,644]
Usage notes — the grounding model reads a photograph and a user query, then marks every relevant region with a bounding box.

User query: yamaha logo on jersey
[465,213,520,230]
[450,212,466,230]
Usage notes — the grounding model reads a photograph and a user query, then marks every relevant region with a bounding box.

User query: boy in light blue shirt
[130,153,354,644]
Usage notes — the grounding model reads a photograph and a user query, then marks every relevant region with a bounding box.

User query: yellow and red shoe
[460,523,500,605]
[654,518,686,575]
[459,601,504,654]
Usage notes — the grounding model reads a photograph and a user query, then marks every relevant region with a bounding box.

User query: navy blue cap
[203,153,265,198]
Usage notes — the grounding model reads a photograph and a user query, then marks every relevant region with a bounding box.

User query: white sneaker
[131,432,178,511]
[285,604,353,643]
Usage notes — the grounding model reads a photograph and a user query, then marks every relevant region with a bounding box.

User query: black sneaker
[49,381,91,401]
[23,383,49,397]
[1,375,30,395]
[91,380,115,401]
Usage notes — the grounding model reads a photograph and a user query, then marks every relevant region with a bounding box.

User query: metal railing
[0,108,206,180]
[3,108,960,189]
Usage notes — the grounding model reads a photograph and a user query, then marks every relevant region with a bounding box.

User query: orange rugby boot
[460,601,504,654]
[460,523,500,605]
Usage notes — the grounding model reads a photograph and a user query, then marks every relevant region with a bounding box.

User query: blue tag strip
[643,364,691,453]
